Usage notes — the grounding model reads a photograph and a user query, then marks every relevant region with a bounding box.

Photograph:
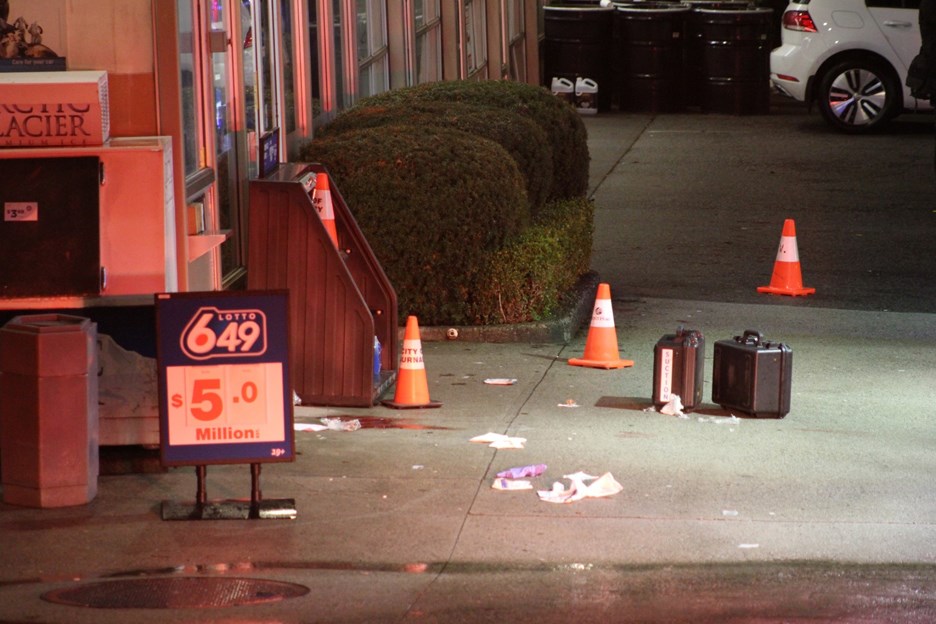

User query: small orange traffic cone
[569,283,634,369]
[382,316,442,409]
[757,219,816,296]
[312,172,339,248]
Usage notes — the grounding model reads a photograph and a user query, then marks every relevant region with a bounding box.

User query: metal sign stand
[161,463,296,520]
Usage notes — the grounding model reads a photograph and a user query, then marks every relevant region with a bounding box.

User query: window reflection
[258,0,278,131]
[463,0,487,78]
[506,0,525,82]
[178,0,199,176]
[414,0,440,84]
[333,0,345,107]
[356,0,388,99]
[281,0,297,134]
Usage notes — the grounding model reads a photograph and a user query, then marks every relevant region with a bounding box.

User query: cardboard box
[0,70,110,147]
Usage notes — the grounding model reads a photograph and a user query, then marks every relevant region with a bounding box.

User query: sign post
[155,291,296,520]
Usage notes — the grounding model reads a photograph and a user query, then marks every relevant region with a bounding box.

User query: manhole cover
[41,577,310,609]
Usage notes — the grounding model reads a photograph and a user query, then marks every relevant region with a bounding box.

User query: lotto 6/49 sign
[156,291,293,466]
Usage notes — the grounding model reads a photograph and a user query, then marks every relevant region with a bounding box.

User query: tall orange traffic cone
[382,316,442,409]
[312,172,339,248]
[569,283,634,369]
[757,219,816,296]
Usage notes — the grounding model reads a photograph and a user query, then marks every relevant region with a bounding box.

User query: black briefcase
[712,329,792,418]
[652,327,704,412]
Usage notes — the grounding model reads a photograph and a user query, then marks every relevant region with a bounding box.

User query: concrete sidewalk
[2,104,936,623]
[2,295,935,622]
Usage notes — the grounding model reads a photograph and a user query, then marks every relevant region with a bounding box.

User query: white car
[770,0,932,133]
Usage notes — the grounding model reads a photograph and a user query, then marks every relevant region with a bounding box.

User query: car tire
[816,58,901,133]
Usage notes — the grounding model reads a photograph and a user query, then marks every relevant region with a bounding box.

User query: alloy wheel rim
[827,68,887,127]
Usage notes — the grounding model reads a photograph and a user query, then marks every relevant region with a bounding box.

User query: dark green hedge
[295,80,594,327]
[298,125,530,326]
[316,100,553,215]
[359,80,589,201]
[470,197,594,324]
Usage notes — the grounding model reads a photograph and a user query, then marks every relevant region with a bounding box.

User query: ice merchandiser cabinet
[248,162,398,407]
[0,137,177,304]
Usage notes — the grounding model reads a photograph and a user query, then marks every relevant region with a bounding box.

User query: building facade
[0,0,544,308]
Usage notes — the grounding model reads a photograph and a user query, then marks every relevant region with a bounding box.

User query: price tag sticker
[156,291,293,466]
[4,202,38,222]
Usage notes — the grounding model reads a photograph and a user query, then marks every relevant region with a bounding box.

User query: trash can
[0,314,98,508]
[694,5,773,114]
[683,1,753,108]
[613,2,691,112]
[544,4,615,112]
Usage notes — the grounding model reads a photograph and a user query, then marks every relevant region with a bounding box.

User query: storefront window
[414,0,441,84]
[211,0,241,280]
[258,0,279,132]
[308,0,327,119]
[280,0,297,134]
[178,0,201,176]
[333,0,346,108]
[356,0,388,99]
[505,0,525,82]
[242,0,258,141]
[463,0,487,78]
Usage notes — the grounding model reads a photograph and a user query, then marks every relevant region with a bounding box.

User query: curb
[411,272,600,344]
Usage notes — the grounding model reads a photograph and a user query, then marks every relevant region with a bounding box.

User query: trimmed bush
[298,125,529,326]
[470,197,594,324]
[359,80,589,201]
[317,101,553,215]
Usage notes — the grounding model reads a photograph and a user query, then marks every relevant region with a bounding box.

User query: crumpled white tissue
[470,432,527,449]
[659,395,685,417]
[321,417,361,431]
[492,478,534,491]
[537,472,623,504]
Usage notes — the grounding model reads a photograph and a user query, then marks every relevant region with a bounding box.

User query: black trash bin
[683,1,753,108]
[613,2,691,113]
[694,5,773,114]
[543,4,615,112]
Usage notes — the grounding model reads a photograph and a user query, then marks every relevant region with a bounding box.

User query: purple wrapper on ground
[496,464,547,479]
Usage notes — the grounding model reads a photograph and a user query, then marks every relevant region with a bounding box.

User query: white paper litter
[295,419,362,432]
[484,378,518,385]
[294,423,328,432]
[492,478,534,491]
[563,471,598,482]
[659,395,685,417]
[321,417,361,432]
[697,415,741,425]
[470,432,527,449]
[558,399,579,408]
[537,472,623,504]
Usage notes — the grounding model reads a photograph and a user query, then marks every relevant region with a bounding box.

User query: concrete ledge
[414,272,600,344]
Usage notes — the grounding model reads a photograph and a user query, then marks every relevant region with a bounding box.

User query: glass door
[215,0,281,284]
[211,0,246,284]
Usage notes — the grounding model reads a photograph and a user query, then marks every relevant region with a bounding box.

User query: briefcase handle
[740,329,763,346]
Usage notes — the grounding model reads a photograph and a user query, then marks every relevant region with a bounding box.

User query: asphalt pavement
[1,95,936,623]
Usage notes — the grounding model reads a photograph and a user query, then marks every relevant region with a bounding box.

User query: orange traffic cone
[312,172,339,248]
[382,316,442,409]
[757,219,816,296]
[569,283,634,369]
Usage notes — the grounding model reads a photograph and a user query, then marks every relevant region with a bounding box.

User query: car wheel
[816,59,901,133]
